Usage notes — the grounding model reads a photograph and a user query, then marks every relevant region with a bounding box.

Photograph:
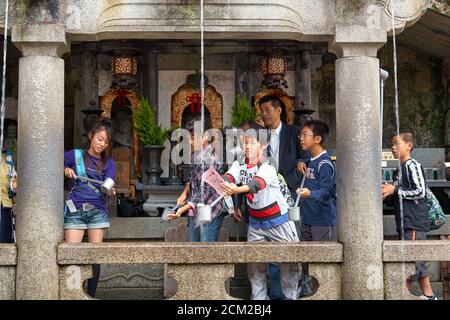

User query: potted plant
[231,94,257,127]
[133,97,170,185]
[227,95,258,162]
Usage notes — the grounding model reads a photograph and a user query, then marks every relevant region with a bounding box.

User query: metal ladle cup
[196,203,212,223]
[100,177,115,194]
[161,203,182,222]
[195,193,225,224]
[289,172,307,221]
[288,207,300,221]
[75,175,115,194]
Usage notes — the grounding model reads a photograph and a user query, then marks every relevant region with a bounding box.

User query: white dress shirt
[269,122,282,170]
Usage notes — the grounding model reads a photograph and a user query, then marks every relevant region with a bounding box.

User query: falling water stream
[0,0,9,160]
[198,0,207,234]
[0,0,10,211]
[390,0,404,241]
[200,0,206,204]
[390,0,408,297]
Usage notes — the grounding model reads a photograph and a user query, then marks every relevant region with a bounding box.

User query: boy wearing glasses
[296,120,336,298]
[296,120,336,241]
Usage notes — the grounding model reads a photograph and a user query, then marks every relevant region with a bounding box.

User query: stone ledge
[58,242,343,265]
[105,216,247,239]
[383,240,450,262]
[105,215,450,240]
[0,244,16,266]
[383,215,450,236]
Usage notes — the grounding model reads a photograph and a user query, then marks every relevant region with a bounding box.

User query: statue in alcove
[181,103,212,129]
[178,104,212,183]
[111,99,133,149]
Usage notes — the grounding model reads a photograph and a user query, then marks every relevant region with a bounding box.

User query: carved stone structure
[171,83,224,129]
[0,0,438,300]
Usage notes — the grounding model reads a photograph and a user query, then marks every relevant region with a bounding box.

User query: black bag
[117,196,137,217]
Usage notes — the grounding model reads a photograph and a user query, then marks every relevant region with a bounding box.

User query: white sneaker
[419,294,438,300]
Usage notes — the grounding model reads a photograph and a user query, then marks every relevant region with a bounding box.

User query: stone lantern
[259,50,288,89]
[111,50,138,89]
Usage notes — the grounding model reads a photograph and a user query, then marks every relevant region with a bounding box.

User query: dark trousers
[87,264,101,297]
[300,224,337,293]
[0,206,13,243]
[403,229,428,280]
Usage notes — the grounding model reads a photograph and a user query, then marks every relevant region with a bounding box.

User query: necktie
[267,144,272,158]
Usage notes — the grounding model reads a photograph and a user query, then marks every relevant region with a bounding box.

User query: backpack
[117,196,138,217]
[73,149,102,195]
[426,187,446,230]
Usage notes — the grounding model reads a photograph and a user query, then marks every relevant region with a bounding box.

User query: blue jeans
[188,213,224,242]
[268,263,284,300]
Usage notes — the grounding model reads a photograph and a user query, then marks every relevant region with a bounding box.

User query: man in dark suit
[259,95,307,191]
[258,95,308,300]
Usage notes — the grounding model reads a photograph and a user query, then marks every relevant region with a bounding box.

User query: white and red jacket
[224,160,289,229]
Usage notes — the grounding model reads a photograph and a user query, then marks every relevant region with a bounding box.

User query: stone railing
[2,240,450,300]
[57,242,343,300]
[0,244,16,300]
[383,240,450,300]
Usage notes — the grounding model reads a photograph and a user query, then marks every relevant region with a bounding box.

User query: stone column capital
[329,41,385,59]
[12,24,69,57]
[330,0,430,59]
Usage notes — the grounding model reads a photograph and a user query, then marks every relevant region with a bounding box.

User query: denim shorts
[64,207,110,230]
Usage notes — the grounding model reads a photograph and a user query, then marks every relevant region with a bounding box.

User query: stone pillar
[80,45,98,143]
[234,53,251,103]
[69,48,83,148]
[12,24,68,299]
[144,51,158,110]
[295,52,312,111]
[443,59,450,158]
[334,44,384,299]
[81,45,99,111]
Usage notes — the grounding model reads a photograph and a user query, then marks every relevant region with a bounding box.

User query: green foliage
[430,1,450,16]
[133,97,170,146]
[172,0,198,26]
[174,5,197,21]
[8,138,17,155]
[231,95,257,127]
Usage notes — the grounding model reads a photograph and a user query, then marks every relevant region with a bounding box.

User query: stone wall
[314,44,447,153]
[381,43,446,149]
[315,53,337,151]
